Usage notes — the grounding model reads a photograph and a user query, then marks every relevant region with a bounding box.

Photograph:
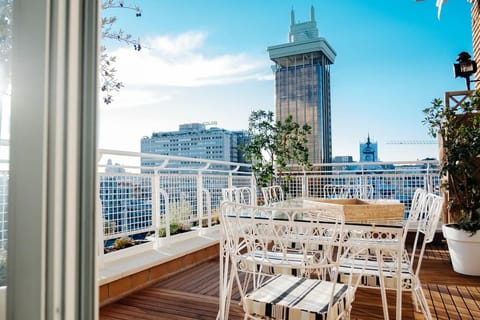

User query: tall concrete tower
[267,6,336,164]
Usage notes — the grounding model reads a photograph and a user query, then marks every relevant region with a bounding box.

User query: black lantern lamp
[453,51,477,91]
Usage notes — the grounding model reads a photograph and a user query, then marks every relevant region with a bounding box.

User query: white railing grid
[276,164,440,216]
[158,175,199,229]
[99,174,154,243]
[231,176,252,188]
[97,151,440,256]
[201,175,229,222]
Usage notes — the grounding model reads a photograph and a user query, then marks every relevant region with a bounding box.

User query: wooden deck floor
[100,239,480,320]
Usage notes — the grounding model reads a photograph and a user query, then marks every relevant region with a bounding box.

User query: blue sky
[99,0,472,162]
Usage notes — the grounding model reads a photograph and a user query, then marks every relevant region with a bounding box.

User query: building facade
[140,123,248,168]
[267,6,336,164]
[333,156,354,163]
[360,135,379,162]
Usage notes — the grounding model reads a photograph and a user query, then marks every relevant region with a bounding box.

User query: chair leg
[411,284,420,312]
[376,249,390,320]
[414,286,433,320]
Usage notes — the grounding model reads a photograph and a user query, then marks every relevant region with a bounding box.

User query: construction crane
[385,140,437,145]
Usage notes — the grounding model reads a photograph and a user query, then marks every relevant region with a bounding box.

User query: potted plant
[423,90,480,275]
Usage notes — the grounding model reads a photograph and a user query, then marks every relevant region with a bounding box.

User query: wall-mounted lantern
[453,51,477,91]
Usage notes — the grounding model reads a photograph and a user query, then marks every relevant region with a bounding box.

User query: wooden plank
[448,286,472,319]
[100,242,480,320]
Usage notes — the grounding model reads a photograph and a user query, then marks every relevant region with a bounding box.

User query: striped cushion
[240,250,315,276]
[244,274,353,320]
[338,258,413,289]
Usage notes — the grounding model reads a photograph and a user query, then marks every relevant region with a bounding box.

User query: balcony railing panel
[275,161,440,216]
[97,150,440,261]
[97,149,253,261]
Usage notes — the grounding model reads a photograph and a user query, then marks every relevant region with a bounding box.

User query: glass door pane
[0,0,11,317]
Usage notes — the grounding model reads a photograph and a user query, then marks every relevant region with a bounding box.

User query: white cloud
[107,88,173,109]
[148,31,207,56]
[112,31,271,88]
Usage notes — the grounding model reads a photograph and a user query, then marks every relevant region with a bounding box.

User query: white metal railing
[97,149,253,262]
[274,160,440,216]
[96,150,440,263]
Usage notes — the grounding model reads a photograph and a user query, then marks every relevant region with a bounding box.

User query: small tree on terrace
[242,110,312,188]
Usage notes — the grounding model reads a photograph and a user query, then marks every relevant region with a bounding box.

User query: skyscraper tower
[267,6,336,164]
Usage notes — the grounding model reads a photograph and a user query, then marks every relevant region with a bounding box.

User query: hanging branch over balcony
[101,0,142,105]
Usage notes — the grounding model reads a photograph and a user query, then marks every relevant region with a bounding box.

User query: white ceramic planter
[442,224,480,276]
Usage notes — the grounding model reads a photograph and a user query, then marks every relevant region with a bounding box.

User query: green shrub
[112,237,134,250]
[158,222,181,237]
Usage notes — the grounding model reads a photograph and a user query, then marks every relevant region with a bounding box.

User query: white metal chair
[219,202,367,320]
[261,185,284,206]
[337,190,443,320]
[222,187,255,205]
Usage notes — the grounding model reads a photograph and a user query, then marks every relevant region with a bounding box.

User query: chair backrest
[418,193,444,242]
[261,185,284,205]
[406,192,443,241]
[405,192,444,275]
[221,188,235,202]
[406,188,428,221]
[221,202,348,289]
[221,187,254,205]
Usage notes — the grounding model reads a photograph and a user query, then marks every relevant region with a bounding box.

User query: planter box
[303,198,405,222]
[156,228,199,247]
[104,240,154,263]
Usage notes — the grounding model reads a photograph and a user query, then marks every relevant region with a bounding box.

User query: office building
[267,6,336,164]
[333,156,354,163]
[140,123,248,168]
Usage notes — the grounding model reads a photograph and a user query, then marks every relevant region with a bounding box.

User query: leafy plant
[423,91,480,234]
[112,236,135,249]
[103,220,117,235]
[101,0,142,104]
[241,110,312,188]
[158,222,181,237]
[158,198,193,237]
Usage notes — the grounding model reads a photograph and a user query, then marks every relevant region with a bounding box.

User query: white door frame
[7,1,98,319]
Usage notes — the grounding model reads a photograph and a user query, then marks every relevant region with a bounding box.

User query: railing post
[302,172,308,198]
[250,176,257,205]
[197,172,204,228]
[227,173,233,189]
[151,173,160,249]
[425,162,433,193]
[203,188,211,228]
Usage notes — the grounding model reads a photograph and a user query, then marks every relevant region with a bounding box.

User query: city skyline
[99,1,472,162]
